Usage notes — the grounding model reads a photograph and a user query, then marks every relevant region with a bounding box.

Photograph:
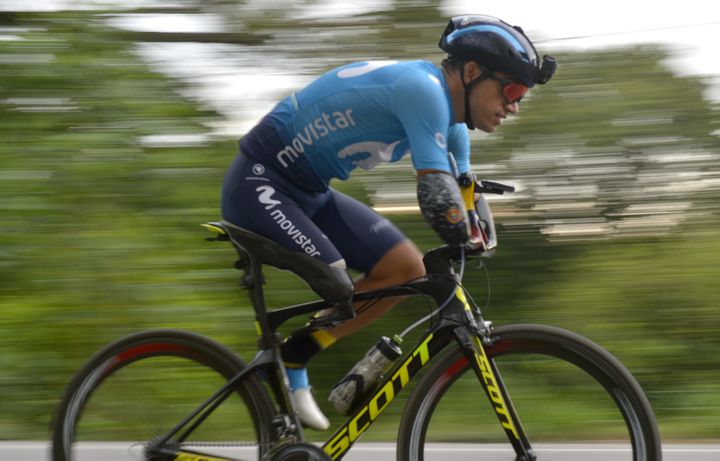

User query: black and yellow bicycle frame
[153,229,534,461]
[322,285,533,460]
[149,280,533,461]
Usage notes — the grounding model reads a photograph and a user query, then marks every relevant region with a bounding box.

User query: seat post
[234,247,279,351]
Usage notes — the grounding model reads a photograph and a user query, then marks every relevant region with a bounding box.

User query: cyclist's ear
[416,171,470,246]
[463,61,483,84]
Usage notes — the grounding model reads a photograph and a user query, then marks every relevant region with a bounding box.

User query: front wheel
[398,324,662,461]
[52,329,275,461]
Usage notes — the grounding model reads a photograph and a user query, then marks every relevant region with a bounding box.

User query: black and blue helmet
[439,15,556,87]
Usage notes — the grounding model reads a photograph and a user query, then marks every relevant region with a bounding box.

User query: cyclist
[221,15,556,430]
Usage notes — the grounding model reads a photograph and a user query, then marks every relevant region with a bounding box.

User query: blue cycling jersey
[239,60,470,191]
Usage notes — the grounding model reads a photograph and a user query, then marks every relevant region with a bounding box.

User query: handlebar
[456,173,515,195]
[456,174,512,257]
[475,180,515,195]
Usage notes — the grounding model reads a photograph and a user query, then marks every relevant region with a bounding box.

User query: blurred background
[1,0,719,443]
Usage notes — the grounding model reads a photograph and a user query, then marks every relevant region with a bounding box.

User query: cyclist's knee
[368,240,425,285]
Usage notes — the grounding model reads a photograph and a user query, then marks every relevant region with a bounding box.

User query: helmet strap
[460,63,491,130]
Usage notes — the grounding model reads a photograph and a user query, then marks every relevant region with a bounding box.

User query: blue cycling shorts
[221,152,407,275]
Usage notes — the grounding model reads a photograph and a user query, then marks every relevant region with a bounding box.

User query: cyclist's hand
[466,207,489,250]
[464,241,485,255]
[464,226,488,254]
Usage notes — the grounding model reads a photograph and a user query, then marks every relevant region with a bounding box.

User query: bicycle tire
[52,329,276,461]
[397,324,662,461]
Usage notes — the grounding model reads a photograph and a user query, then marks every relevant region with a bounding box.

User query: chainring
[264,442,331,461]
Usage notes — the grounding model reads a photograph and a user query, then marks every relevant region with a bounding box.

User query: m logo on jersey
[338,141,401,170]
[256,185,281,210]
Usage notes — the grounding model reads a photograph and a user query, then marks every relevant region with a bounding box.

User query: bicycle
[51,180,662,461]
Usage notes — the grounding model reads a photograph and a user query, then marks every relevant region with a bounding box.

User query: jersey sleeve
[447,123,470,174]
[393,70,455,174]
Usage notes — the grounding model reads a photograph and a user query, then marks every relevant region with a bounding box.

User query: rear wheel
[398,324,661,460]
[52,329,275,461]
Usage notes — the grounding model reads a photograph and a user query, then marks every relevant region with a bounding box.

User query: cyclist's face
[465,67,520,133]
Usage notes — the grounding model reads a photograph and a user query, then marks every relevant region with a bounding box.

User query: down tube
[454,327,534,458]
[322,328,452,460]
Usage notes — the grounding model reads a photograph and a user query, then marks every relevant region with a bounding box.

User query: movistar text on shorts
[270,209,321,256]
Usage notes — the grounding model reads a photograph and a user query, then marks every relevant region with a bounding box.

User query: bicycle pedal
[271,414,299,438]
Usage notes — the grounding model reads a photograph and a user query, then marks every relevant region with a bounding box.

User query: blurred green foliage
[1,5,719,442]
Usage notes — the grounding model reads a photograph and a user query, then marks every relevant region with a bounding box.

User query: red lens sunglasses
[494,76,528,104]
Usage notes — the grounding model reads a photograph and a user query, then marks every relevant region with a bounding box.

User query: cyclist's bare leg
[328,240,425,339]
[281,240,423,429]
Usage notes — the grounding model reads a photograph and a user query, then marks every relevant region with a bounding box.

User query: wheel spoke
[52,330,275,461]
[397,324,661,461]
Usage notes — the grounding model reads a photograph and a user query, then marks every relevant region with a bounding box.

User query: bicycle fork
[454,326,537,461]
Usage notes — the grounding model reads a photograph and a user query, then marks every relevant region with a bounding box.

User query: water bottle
[328,336,402,415]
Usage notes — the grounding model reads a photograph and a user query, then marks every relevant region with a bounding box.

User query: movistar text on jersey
[276,109,356,168]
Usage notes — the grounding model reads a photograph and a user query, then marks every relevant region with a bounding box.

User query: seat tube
[245,261,305,437]
[453,327,536,461]
[246,260,276,350]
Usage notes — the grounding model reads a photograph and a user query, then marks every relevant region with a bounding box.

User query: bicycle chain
[178,439,312,461]
[179,441,268,448]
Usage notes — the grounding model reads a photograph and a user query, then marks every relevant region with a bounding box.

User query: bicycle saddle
[203,221,354,305]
